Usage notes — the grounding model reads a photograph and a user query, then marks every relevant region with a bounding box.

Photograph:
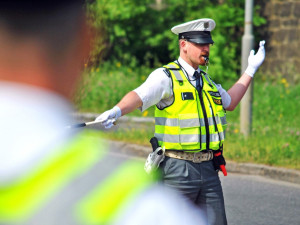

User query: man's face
[181,40,210,69]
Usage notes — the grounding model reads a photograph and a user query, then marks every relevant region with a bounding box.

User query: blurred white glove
[245,40,266,77]
[95,106,122,129]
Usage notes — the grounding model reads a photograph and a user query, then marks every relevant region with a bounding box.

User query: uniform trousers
[159,156,227,225]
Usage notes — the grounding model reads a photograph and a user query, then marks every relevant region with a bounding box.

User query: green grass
[74,66,300,170]
[98,124,155,146]
[224,79,300,169]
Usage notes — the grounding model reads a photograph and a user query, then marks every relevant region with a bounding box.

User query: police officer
[0,2,205,225]
[96,18,266,225]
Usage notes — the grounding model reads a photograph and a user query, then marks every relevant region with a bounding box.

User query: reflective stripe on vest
[155,62,227,152]
[155,116,227,128]
[76,161,154,224]
[155,132,225,145]
[0,132,155,225]
[0,132,104,223]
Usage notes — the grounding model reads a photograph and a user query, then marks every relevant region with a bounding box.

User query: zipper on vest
[197,77,210,150]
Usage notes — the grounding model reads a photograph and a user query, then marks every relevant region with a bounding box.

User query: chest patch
[208,91,221,97]
[212,98,222,105]
[181,92,194,100]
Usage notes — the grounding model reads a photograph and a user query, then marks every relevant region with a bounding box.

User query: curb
[225,161,300,185]
[108,140,300,185]
[73,112,300,185]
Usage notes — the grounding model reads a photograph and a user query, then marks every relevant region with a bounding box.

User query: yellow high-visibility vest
[0,131,154,225]
[155,62,227,152]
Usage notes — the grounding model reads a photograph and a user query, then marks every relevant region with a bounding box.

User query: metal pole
[240,0,254,136]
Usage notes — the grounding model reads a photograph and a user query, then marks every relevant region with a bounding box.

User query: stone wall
[258,0,300,81]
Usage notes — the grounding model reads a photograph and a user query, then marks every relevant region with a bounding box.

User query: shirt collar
[177,57,200,78]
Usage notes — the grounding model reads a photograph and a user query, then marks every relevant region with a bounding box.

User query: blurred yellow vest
[0,131,154,224]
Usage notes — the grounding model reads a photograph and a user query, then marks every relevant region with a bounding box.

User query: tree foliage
[87,0,265,81]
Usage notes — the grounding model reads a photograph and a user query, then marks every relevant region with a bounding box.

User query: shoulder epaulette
[162,67,171,77]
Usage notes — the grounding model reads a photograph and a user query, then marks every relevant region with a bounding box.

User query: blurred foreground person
[0,1,205,225]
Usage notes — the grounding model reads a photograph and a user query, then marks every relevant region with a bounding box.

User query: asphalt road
[221,173,300,225]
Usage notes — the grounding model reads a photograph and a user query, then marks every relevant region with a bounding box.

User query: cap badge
[204,22,209,29]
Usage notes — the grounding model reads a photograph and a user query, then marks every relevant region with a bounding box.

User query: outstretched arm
[226,40,265,111]
[94,68,172,129]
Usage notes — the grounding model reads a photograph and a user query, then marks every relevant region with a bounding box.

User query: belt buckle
[192,152,202,163]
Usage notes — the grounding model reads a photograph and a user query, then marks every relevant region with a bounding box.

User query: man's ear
[179,39,188,53]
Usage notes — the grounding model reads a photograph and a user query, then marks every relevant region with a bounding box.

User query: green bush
[87,0,266,82]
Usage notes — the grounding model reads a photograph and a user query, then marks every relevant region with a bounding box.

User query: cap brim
[188,37,214,44]
[179,31,214,44]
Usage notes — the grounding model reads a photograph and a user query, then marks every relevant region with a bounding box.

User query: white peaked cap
[171,18,216,34]
[171,18,216,44]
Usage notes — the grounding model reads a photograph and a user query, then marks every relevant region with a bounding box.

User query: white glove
[245,40,266,77]
[95,106,122,129]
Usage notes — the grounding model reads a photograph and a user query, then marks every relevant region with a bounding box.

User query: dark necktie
[194,71,201,92]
